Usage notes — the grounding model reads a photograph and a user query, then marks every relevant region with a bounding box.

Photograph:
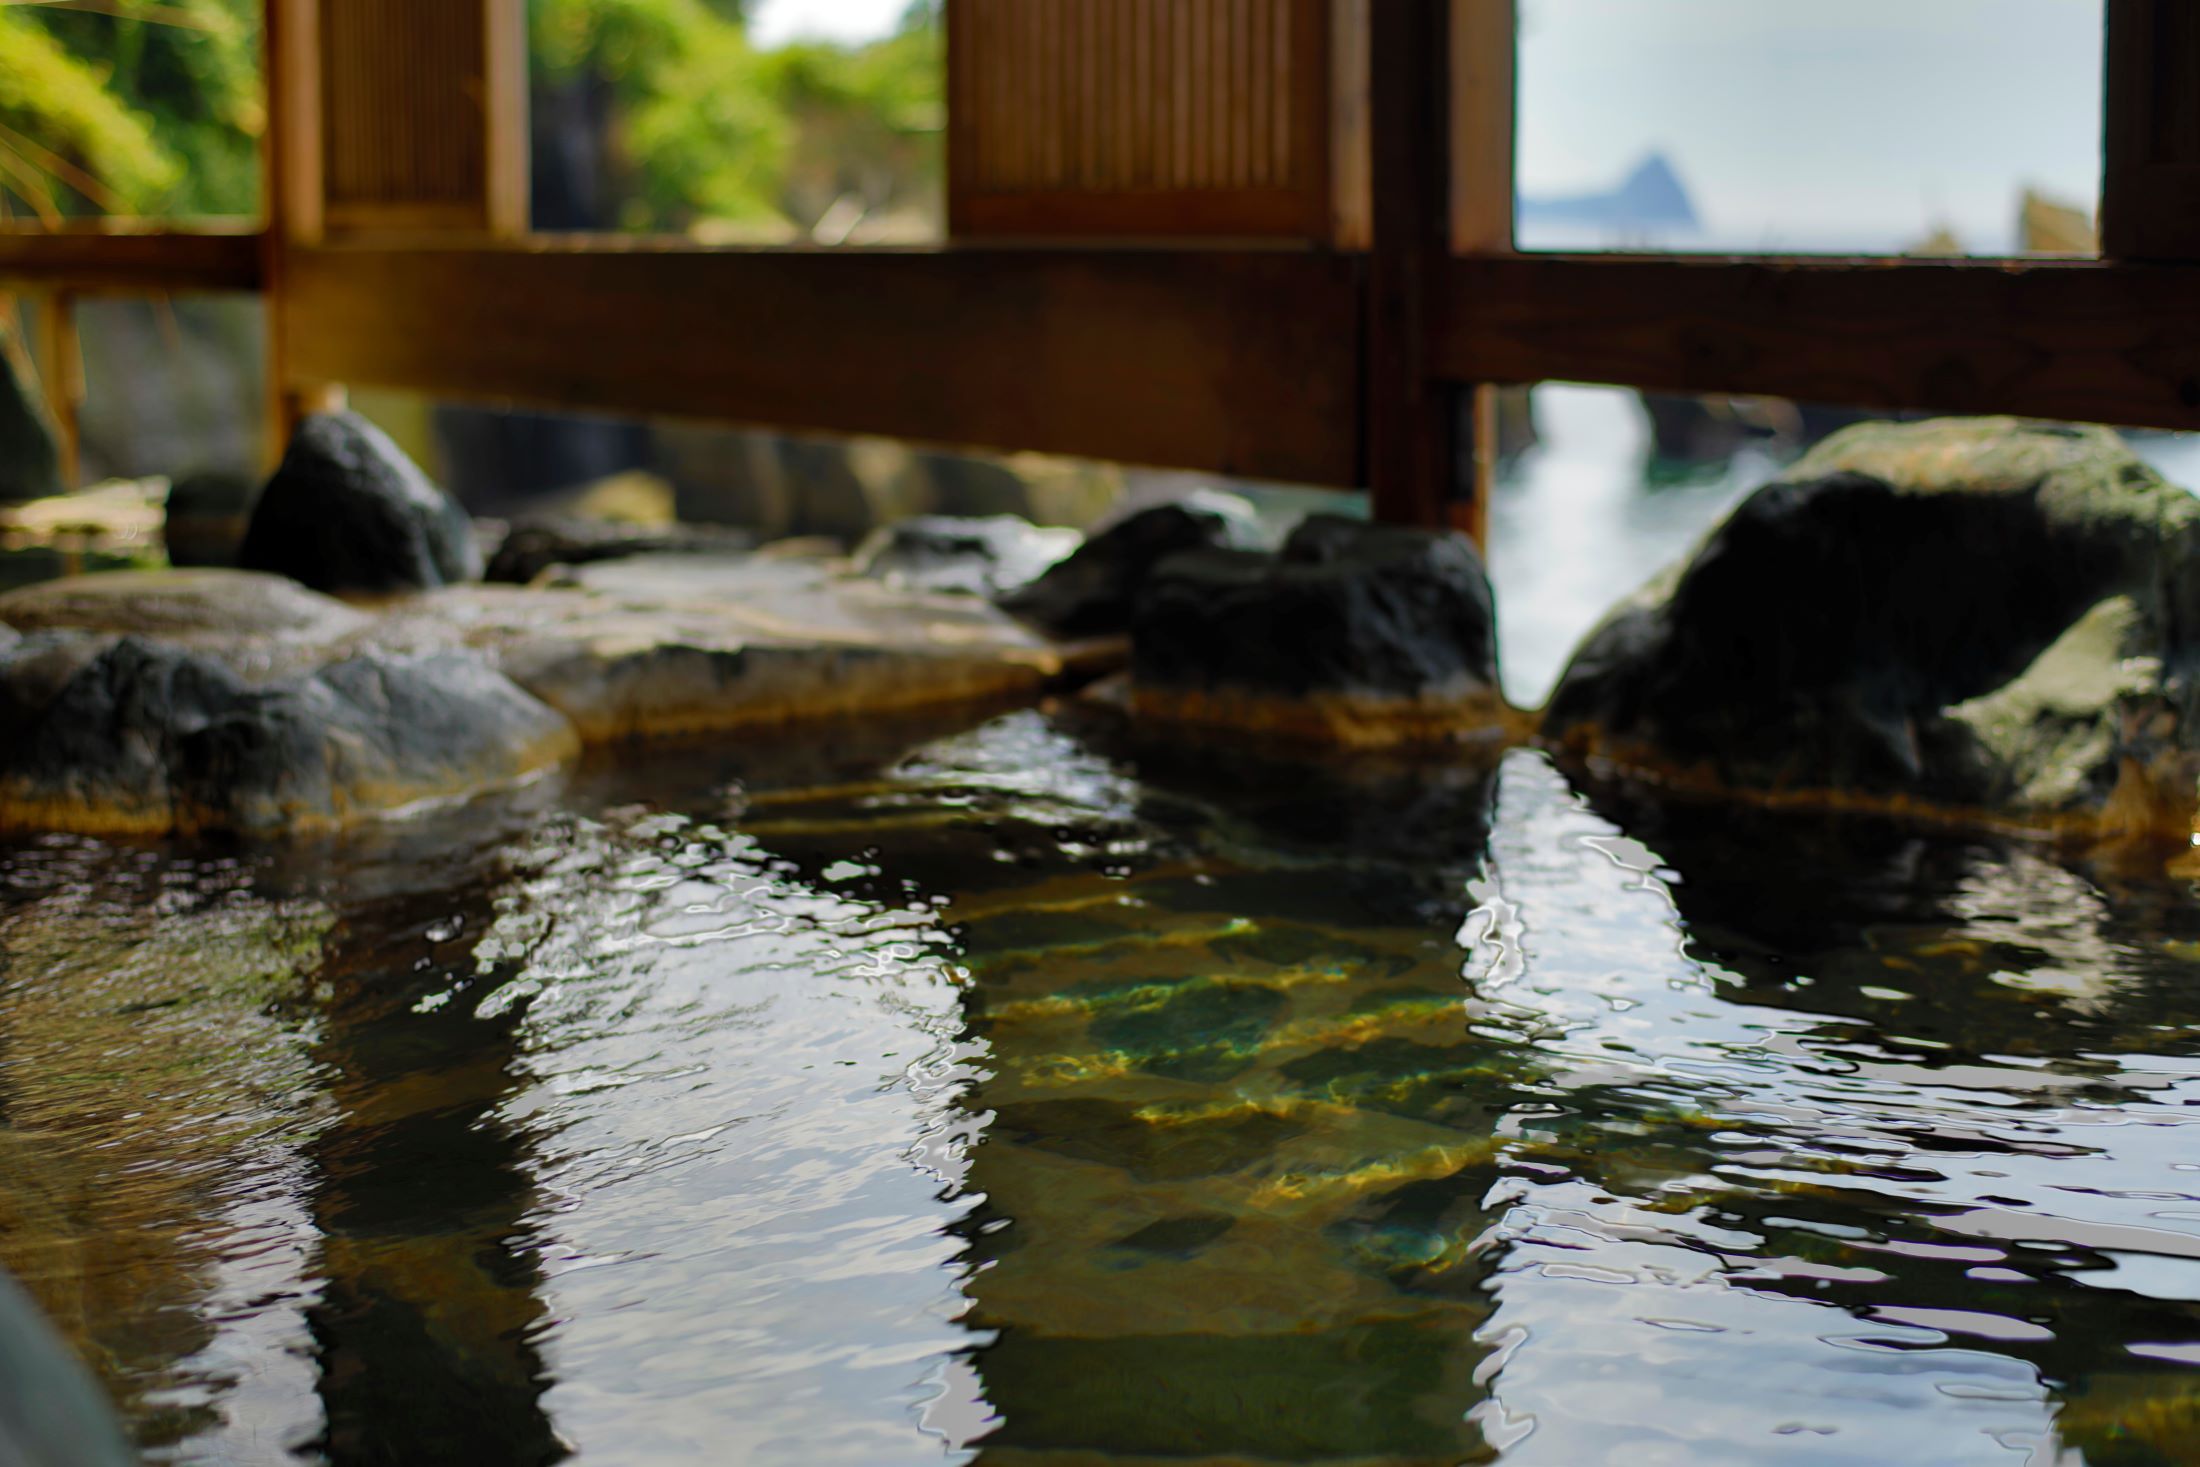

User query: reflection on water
[7,701,2200,1463]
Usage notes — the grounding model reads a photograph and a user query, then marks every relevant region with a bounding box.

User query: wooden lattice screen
[946,0,1367,242]
[281,0,527,239]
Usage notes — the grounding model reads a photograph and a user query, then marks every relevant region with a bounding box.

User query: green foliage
[534,0,943,235]
[0,0,260,220]
[0,0,942,234]
[533,0,787,229]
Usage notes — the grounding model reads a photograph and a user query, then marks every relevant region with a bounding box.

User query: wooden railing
[0,0,2193,541]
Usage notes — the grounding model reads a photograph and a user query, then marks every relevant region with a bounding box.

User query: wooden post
[2101,0,2200,260]
[1449,0,1514,257]
[259,0,528,461]
[33,290,81,489]
[1365,0,1455,528]
[1448,0,1516,547]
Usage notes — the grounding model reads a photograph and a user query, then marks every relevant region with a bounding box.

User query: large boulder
[483,514,753,584]
[1129,514,1508,748]
[0,351,60,503]
[239,412,481,596]
[853,514,1079,598]
[1542,418,2200,837]
[1000,493,1265,638]
[0,633,576,836]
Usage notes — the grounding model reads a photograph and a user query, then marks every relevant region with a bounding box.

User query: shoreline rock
[0,633,576,836]
[483,515,754,585]
[853,513,1080,598]
[0,552,1111,833]
[1542,418,2200,841]
[1001,493,1265,638]
[1128,516,1513,750]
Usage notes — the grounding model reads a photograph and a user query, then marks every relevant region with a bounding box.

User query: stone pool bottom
[6,705,2200,1466]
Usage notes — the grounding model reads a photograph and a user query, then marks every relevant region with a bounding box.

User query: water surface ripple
[5,710,2200,1464]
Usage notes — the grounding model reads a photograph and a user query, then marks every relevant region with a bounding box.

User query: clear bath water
[7,407,2200,1464]
[7,707,2200,1465]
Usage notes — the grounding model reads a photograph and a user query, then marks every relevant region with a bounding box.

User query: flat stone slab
[0,567,372,649]
[369,553,1092,742]
[0,553,1113,832]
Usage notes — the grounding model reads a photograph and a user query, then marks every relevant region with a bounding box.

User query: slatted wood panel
[315,0,526,235]
[948,0,1348,239]
[2102,0,2200,259]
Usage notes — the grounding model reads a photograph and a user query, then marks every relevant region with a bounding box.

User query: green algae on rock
[1542,418,2200,839]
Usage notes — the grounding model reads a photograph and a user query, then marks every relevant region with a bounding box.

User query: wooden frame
[2102,0,2200,260]
[276,242,1361,483]
[0,0,2192,517]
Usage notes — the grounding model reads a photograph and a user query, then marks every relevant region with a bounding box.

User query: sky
[746,0,2106,254]
[1516,0,2105,253]
[747,0,910,48]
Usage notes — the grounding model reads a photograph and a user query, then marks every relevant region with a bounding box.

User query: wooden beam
[483,0,530,238]
[2101,0,2200,260]
[278,243,1364,486]
[1365,0,1455,527]
[0,227,264,294]
[267,0,324,246]
[1434,253,2200,432]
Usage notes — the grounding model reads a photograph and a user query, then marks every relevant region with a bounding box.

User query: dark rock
[0,633,576,835]
[483,514,753,584]
[852,514,1079,597]
[1000,492,1264,638]
[1543,418,2200,835]
[239,412,481,596]
[1128,514,1506,748]
[163,470,262,567]
[0,351,61,504]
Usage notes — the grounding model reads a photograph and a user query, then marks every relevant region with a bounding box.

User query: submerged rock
[1001,492,1264,638]
[483,514,753,585]
[852,513,1080,597]
[1543,418,2200,837]
[0,352,60,503]
[239,413,481,596]
[162,470,261,568]
[1129,515,1507,749]
[0,633,575,835]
